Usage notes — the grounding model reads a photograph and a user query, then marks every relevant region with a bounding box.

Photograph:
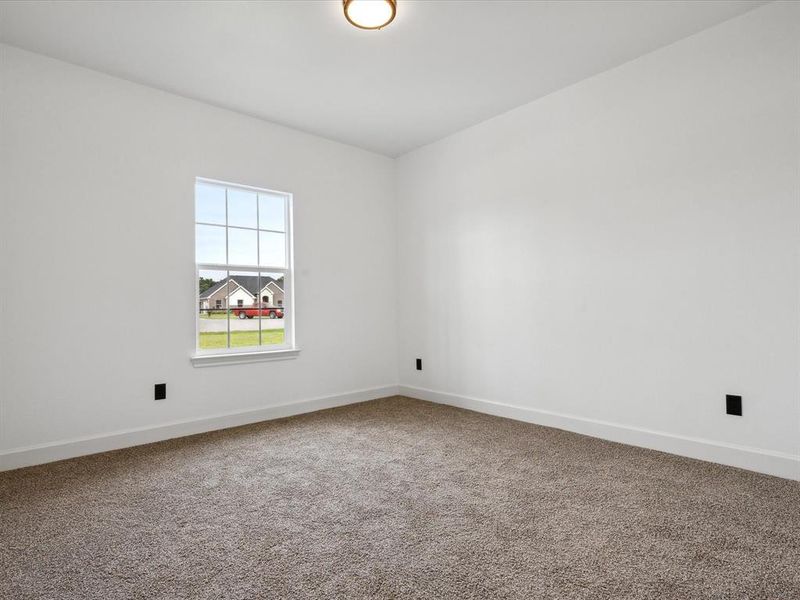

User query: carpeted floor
[1,397,799,600]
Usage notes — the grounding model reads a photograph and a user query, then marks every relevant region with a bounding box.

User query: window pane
[259,231,286,267]
[195,182,226,225]
[196,224,226,264]
[198,269,229,350]
[260,272,286,347]
[228,271,260,349]
[228,228,258,266]
[227,188,258,228]
[258,193,286,232]
[195,181,292,356]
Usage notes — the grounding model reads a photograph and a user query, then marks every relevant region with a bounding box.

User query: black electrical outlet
[154,383,167,401]
[416,358,422,371]
[726,394,742,416]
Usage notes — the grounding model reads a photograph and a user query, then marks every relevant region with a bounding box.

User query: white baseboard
[399,385,800,481]
[6,384,797,481]
[0,385,400,472]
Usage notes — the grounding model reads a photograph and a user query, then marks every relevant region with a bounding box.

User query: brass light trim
[343,0,397,30]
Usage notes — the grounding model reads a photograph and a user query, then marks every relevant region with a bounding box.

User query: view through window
[195,179,293,352]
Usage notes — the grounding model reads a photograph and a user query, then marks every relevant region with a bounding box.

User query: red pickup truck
[232,305,284,320]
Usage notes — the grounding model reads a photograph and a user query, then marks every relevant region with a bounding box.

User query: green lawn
[199,311,230,320]
[199,329,285,349]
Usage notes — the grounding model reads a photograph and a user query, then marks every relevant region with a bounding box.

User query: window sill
[191,348,300,368]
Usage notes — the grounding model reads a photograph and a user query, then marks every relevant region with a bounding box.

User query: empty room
[1,1,798,598]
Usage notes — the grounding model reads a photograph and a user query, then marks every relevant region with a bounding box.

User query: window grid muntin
[195,177,293,354]
[196,222,285,235]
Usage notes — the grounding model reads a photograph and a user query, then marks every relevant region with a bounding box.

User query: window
[194,178,295,362]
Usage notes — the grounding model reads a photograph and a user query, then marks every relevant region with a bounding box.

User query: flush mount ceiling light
[343,0,396,30]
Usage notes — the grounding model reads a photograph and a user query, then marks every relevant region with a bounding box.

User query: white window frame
[191,177,298,367]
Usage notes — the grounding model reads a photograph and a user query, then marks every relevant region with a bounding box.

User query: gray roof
[199,275,284,299]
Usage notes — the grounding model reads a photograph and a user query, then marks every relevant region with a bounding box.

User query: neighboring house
[199,275,285,311]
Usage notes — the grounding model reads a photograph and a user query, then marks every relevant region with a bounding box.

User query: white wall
[396,2,800,477]
[2,2,798,479]
[0,44,398,465]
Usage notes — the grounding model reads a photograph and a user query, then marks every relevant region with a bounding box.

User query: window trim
[192,177,298,366]
[191,348,300,367]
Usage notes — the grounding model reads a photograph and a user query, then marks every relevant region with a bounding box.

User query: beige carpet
[1,396,799,599]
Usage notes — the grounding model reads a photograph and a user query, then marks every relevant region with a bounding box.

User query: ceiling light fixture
[343,0,396,30]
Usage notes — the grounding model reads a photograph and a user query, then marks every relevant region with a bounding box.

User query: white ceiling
[0,0,766,157]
